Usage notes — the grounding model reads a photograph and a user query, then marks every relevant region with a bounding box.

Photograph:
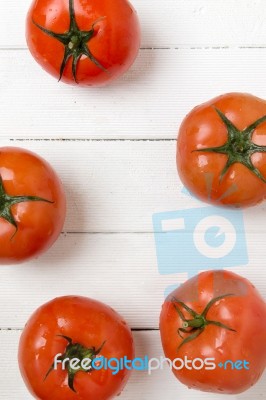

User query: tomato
[0,147,66,264]
[160,270,266,394]
[26,0,141,86]
[18,296,134,400]
[177,93,266,207]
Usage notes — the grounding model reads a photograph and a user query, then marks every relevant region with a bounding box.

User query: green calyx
[45,335,105,393]
[33,0,107,82]
[0,175,53,237]
[172,294,236,350]
[195,108,266,182]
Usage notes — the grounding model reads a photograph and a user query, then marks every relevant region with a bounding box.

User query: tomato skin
[26,0,141,86]
[0,147,66,264]
[177,93,266,207]
[160,270,266,394]
[18,296,134,400]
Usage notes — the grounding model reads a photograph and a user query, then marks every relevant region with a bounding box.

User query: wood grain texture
[1,48,266,139]
[2,0,266,48]
[1,0,266,398]
[0,140,265,233]
[0,231,265,329]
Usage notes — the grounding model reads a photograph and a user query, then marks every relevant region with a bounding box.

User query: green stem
[194,108,266,183]
[33,0,107,82]
[172,294,236,350]
[45,335,106,392]
[0,175,53,236]
[183,317,205,328]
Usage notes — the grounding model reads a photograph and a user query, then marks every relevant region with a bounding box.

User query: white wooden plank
[2,0,266,48]
[0,140,265,233]
[1,1,265,399]
[1,330,265,399]
[0,232,265,329]
[1,48,266,139]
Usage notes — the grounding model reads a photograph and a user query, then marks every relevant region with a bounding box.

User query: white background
[1,0,266,398]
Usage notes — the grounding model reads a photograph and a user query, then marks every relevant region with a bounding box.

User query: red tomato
[177,93,266,207]
[18,296,134,400]
[26,0,141,86]
[0,147,66,264]
[160,270,266,394]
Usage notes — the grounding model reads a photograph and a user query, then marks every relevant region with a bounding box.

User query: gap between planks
[2,46,266,50]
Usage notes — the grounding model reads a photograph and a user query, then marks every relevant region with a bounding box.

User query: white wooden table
[1,0,266,398]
